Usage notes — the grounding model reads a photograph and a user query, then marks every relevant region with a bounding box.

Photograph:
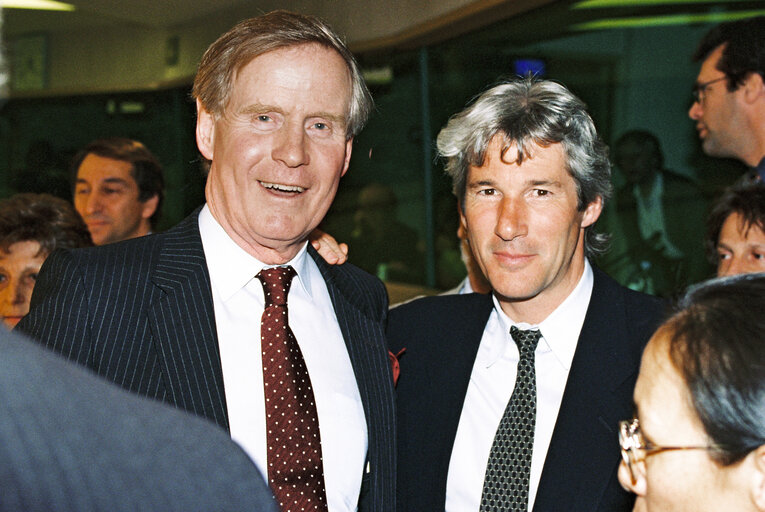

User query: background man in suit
[388,78,664,512]
[689,16,765,182]
[0,327,277,512]
[72,137,164,245]
[19,11,395,512]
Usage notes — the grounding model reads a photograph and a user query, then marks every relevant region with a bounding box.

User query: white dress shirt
[445,261,594,512]
[198,206,368,512]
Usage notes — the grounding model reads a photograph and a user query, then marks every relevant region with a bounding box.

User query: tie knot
[510,326,541,357]
[257,266,296,306]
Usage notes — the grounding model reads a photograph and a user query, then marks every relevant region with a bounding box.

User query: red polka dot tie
[258,266,328,512]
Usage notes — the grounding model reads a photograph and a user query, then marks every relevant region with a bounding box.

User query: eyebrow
[241,103,347,124]
[76,177,131,187]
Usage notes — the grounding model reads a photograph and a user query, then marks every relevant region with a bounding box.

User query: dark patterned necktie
[480,326,542,512]
[258,266,328,512]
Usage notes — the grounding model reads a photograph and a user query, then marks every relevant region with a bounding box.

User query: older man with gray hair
[388,77,664,512]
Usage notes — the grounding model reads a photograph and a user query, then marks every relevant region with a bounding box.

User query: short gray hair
[193,10,372,139]
[437,77,612,258]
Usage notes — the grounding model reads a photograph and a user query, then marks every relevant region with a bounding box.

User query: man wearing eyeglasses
[689,16,765,183]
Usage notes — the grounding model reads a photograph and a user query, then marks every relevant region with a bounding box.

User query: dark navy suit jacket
[387,267,664,512]
[19,209,396,512]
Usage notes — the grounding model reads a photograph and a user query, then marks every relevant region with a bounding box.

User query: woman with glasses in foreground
[618,272,765,511]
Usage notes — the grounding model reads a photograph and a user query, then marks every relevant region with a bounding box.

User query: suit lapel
[308,246,389,424]
[147,210,229,430]
[309,248,396,510]
[534,269,637,511]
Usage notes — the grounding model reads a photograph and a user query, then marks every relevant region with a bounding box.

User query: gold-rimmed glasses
[692,76,728,103]
[618,417,719,485]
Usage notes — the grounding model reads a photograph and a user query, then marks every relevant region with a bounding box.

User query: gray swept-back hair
[437,77,612,258]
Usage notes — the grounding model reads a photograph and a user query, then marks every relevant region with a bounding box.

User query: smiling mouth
[260,181,305,193]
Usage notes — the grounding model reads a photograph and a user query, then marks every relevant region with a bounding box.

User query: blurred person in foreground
[0,193,91,329]
[618,272,765,511]
[0,326,277,512]
[706,183,765,277]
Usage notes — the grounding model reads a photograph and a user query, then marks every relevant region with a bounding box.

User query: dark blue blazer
[387,267,664,512]
[18,209,396,512]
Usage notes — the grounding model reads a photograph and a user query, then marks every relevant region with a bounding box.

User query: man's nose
[495,197,527,241]
[688,100,702,121]
[272,124,309,168]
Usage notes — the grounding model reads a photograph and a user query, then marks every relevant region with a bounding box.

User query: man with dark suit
[388,78,664,512]
[18,11,394,512]
[688,16,765,183]
[0,327,277,512]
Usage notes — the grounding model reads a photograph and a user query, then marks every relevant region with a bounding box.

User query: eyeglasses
[692,76,728,103]
[618,418,719,485]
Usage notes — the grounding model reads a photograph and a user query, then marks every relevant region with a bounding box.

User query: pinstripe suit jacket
[18,209,396,512]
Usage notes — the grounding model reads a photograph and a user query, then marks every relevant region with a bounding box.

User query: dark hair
[437,77,612,258]
[192,10,372,140]
[705,183,765,264]
[71,138,164,228]
[0,193,92,255]
[693,16,765,91]
[663,272,765,465]
[613,130,663,171]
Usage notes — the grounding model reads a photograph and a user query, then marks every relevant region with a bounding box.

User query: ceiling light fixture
[0,0,75,11]
[573,9,765,30]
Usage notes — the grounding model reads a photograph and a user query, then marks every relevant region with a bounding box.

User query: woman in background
[0,193,92,329]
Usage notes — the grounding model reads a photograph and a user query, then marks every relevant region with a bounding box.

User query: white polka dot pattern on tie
[480,326,542,512]
[258,266,328,512]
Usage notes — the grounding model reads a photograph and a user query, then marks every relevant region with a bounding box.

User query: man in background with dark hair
[72,137,164,245]
[689,16,765,182]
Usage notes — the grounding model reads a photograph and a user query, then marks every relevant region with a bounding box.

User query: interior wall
[6,0,525,95]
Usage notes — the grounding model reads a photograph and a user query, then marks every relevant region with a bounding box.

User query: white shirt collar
[486,260,594,370]
[197,204,312,302]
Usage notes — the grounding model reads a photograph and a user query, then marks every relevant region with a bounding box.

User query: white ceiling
[3,0,251,36]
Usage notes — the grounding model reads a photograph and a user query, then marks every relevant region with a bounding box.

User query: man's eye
[753,252,764,260]
[717,251,731,261]
[257,115,271,122]
[314,122,328,130]
[478,188,496,196]
[534,189,550,197]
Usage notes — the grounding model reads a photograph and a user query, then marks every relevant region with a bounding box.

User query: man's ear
[141,194,159,220]
[751,445,765,511]
[742,72,765,105]
[581,196,603,228]
[196,99,216,161]
[340,137,354,178]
